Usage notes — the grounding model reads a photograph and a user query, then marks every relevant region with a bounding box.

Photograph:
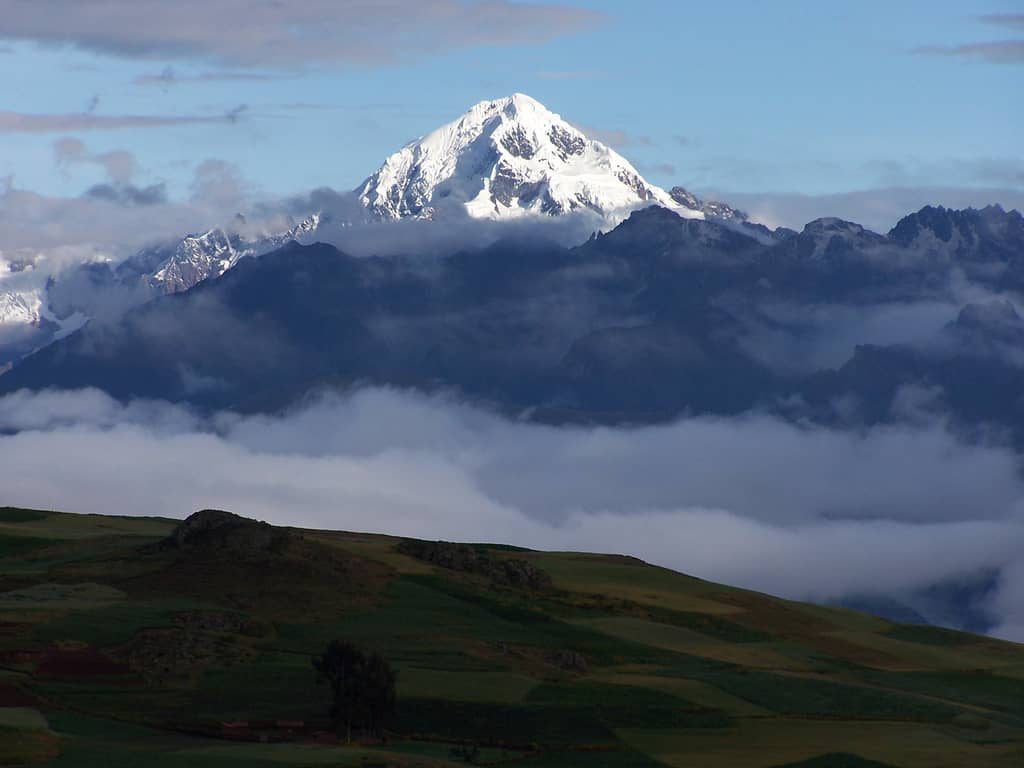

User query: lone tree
[313,640,397,741]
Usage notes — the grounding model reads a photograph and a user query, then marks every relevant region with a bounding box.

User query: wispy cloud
[978,14,1024,29]
[571,123,654,149]
[914,13,1024,64]
[863,156,1024,189]
[83,182,167,206]
[0,164,258,255]
[55,136,129,177]
[913,40,1024,64]
[634,159,677,177]
[536,69,600,81]
[134,66,288,87]
[273,103,336,111]
[0,106,248,133]
[0,0,605,68]
[49,137,168,207]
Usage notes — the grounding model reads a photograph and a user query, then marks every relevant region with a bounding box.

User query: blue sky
[1,0,1021,211]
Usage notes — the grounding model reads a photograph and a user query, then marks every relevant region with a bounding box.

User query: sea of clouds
[1,386,1021,640]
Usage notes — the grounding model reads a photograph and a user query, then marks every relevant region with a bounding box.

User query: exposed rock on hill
[396,539,553,591]
[163,508,288,555]
[144,509,389,616]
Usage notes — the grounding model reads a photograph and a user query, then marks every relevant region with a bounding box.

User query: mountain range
[2,94,1024,639]
[0,94,759,366]
[4,200,1023,442]
[2,94,1023,441]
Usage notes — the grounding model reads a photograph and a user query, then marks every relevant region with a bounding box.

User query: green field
[1,505,1023,767]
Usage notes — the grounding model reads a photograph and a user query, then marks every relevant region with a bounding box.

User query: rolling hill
[1,506,1023,767]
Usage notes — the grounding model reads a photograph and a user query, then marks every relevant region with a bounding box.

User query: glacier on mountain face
[357,94,699,226]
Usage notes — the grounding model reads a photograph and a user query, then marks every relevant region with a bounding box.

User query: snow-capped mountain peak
[357,93,699,224]
[669,186,747,222]
[140,212,328,295]
[148,228,244,294]
[130,96,713,297]
[0,289,42,326]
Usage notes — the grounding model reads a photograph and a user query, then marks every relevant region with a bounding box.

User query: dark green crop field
[1,505,1022,767]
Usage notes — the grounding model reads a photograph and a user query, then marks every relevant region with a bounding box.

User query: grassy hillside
[1,506,1023,767]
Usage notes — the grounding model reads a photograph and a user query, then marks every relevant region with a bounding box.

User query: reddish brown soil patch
[0,649,43,665]
[0,682,38,706]
[705,589,834,636]
[798,634,909,670]
[307,731,339,744]
[36,648,130,676]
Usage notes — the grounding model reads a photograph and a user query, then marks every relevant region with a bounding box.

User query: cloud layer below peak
[1,386,1022,640]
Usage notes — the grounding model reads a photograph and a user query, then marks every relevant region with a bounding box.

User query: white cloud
[1,386,1021,639]
[0,163,255,261]
[710,187,1024,233]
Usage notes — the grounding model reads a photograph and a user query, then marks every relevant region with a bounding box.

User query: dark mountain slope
[2,205,1022,433]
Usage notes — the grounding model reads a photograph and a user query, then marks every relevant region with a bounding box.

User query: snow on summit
[0,96,704,362]
[127,96,703,296]
[357,94,698,224]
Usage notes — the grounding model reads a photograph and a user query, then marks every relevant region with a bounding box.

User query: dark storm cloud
[0,0,605,68]
[0,387,1021,640]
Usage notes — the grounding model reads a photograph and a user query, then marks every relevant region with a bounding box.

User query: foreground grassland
[1,506,1023,767]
